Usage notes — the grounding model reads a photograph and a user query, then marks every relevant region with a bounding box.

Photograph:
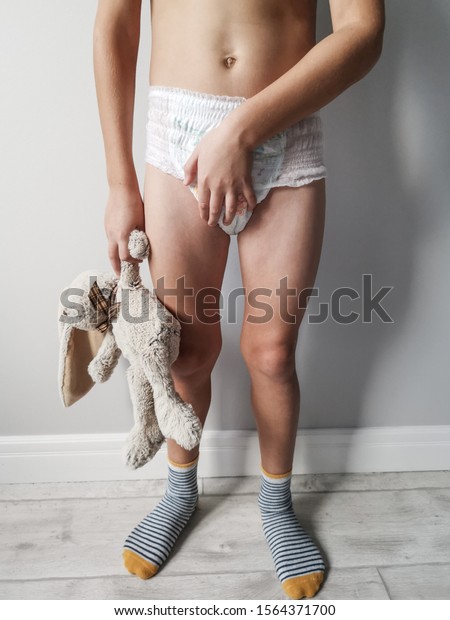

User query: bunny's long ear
[57,270,120,407]
[58,319,106,407]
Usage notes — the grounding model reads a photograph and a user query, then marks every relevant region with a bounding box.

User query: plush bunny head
[58,229,150,407]
[57,269,120,406]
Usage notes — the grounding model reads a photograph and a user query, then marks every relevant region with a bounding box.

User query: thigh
[238,180,326,344]
[144,163,230,346]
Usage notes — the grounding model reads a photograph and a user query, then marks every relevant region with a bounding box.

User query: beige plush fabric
[60,328,105,406]
[57,230,202,469]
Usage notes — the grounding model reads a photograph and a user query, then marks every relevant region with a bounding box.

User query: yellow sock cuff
[167,454,199,469]
[260,463,292,479]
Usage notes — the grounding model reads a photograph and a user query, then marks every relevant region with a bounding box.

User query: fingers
[196,187,257,227]
[118,238,143,265]
[197,186,211,223]
[183,150,198,186]
[242,183,257,212]
[197,183,225,228]
[195,177,257,227]
[223,192,239,226]
[108,242,121,278]
[109,239,143,277]
[207,190,225,227]
[222,186,257,226]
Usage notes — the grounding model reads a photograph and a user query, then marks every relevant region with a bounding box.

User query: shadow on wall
[300,0,450,539]
[208,1,450,460]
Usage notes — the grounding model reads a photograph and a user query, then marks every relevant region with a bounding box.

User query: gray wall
[1,1,449,437]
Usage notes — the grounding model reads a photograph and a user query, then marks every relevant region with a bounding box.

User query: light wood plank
[203,471,450,495]
[0,573,282,600]
[0,566,388,600]
[318,566,389,600]
[2,471,448,501]
[0,479,167,501]
[379,563,450,600]
[0,488,449,580]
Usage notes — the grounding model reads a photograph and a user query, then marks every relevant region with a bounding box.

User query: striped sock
[258,466,325,599]
[122,456,199,579]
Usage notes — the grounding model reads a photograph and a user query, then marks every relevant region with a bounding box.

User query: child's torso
[149,0,318,97]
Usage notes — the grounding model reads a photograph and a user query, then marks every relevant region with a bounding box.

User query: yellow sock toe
[123,549,159,580]
[282,571,324,599]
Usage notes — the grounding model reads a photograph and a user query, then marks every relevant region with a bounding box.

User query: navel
[224,55,237,68]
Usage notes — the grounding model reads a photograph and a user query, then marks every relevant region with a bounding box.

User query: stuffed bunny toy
[57,229,202,469]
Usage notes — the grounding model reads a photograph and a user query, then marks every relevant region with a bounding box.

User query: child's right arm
[93,0,144,276]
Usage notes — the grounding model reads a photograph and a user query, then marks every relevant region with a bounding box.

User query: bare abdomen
[149,0,317,97]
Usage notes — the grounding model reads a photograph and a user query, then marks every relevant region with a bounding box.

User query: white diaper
[145,85,327,235]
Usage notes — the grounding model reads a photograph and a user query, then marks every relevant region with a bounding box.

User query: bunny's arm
[88,328,122,383]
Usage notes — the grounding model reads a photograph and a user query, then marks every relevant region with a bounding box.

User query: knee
[171,333,222,382]
[241,335,297,383]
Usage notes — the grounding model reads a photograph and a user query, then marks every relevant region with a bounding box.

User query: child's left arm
[183,0,385,228]
[223,0,385,150]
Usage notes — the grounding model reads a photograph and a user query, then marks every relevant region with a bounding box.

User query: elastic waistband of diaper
[148,84,247,111]
[147,84,322,129]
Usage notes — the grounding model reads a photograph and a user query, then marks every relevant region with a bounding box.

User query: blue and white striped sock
[123,456,199,579]
[258,467,325,599]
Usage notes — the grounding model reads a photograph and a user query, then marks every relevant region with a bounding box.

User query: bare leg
[143,163,230,464]
[237,180,327,599]
[123,165,230,580]
[238,180,326,474]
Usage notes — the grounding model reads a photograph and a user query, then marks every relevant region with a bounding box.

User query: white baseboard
[1,426,449,484]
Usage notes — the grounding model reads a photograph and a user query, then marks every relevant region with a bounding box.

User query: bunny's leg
[122,363,165,469]
[142,347,203,450]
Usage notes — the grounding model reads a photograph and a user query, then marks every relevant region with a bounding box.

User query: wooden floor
[1,471,449,600]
